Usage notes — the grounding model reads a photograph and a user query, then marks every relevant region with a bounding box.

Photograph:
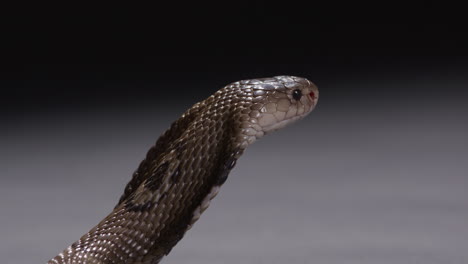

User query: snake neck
[49,94,247,264]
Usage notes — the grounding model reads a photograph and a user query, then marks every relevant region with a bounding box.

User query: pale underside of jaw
[237,104,314,149]
[259,103,314,133]
[261,114,305,133]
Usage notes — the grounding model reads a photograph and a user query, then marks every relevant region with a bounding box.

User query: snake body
[48,76,319,264]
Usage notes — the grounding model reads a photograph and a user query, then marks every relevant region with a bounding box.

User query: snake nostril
[310,91,315,99]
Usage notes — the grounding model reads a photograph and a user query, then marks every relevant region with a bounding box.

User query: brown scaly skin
[48,76,319,264]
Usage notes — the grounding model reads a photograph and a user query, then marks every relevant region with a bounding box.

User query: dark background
[2,4,468,264]
[2,5,467,117]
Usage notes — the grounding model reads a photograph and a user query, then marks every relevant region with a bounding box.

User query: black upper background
[1,3,467,119]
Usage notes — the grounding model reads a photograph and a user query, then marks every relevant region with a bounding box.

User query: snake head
[226,75,319,149]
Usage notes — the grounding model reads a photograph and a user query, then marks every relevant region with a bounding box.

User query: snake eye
[292,89,302,101]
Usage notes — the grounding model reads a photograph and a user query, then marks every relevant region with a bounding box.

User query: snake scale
[48,75,319,264]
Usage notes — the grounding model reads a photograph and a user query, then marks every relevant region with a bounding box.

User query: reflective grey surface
[2,77,468,264]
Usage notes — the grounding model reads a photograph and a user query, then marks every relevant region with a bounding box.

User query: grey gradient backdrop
[2,70,468,264]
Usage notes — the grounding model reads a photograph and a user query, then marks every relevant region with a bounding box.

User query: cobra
[48,75,319,264]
